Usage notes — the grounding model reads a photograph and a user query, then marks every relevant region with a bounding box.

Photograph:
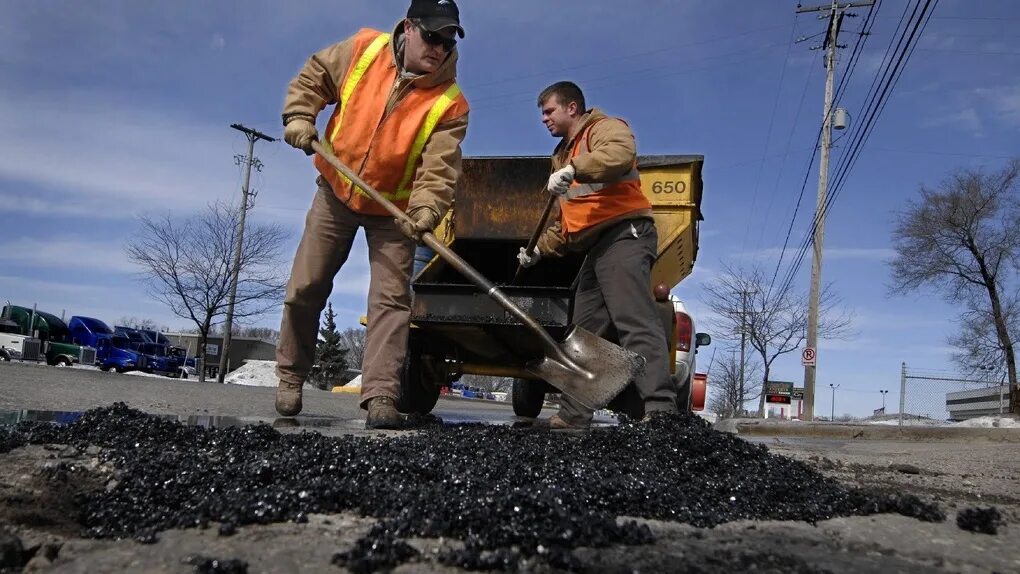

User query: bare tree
[707,349,762,418]
[703,264,853,417]
[117,316,163,331]
[949,293,1020,381]
[238,326,281,343]
[339,327,367,370]
[126,201,289,381]
[890,160,1020,413]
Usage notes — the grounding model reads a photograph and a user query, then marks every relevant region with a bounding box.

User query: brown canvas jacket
[281,21,468,220]
[537,108,653,256]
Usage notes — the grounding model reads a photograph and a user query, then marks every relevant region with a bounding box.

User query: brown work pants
[557,218,675,425]
[276,181,413,408]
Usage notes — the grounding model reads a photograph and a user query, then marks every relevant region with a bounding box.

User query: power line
[740,16,801,252]
[461,23,791,92]
[765,1,878,299]
[770,0,937,306]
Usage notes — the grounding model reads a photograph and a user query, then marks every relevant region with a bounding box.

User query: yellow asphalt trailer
[401,154,705,417]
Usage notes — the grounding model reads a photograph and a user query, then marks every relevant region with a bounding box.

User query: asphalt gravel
[1,403,951,572]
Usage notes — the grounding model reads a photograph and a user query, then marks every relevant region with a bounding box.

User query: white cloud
[976,85,1020,127]
[210,34,227,50]
[0,238,140,273]
[0,87,307,220]
[921,107,983,135]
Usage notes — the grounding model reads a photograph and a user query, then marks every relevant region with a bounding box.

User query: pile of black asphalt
[1,404,946,572]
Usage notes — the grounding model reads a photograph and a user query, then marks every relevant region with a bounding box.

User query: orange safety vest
[558,118,650,235]
[313,29,469,216]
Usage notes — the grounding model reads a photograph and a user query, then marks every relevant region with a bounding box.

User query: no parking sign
[801,347,816,366]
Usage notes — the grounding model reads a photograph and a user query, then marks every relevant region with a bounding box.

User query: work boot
[275,379,303,417]
[365,397,404,430]
[548,413,590,430]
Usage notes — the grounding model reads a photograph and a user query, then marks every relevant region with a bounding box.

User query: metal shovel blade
[525,325,645,410]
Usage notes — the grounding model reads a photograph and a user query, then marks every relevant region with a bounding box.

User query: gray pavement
[2,360,1020,572]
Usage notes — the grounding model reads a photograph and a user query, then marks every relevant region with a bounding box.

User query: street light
[879,389,889,411]
[829,383,840,421]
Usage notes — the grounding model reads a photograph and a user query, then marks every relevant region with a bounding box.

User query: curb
[720,420,1020,442]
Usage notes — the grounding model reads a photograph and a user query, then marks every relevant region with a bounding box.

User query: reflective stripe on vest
[395,82,462,197]
[558,118,650,234]
[322,32,391,183]
[322,33,461,203]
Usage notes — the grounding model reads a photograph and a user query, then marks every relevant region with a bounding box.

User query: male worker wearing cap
[518,81,674,429]
[276,0,469,429]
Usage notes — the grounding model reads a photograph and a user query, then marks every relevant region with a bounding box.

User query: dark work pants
[558,218,675,424]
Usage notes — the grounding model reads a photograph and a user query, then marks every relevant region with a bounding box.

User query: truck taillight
[675,312,692,352]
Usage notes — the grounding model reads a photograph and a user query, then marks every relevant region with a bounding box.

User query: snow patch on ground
[866,416,1020,428]
[224,360,282,387]
[952,416,1020,428]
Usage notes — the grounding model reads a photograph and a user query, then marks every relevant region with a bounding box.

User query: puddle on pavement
[0,409,615,433]
[0,409,364,432]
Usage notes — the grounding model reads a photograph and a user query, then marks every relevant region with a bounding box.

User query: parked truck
[401,155,711,418]
[1,305,95,366]
[114,326,181,376]
[69,316,147,373]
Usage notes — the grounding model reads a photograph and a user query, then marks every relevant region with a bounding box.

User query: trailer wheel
[0,349,10,362]
[512,379,546,418]
[398,332,442,415]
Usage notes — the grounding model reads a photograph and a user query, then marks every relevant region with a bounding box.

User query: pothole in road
[2,403,949,572]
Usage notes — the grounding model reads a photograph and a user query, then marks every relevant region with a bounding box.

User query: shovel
[311,141,643,409]
[510,194,557,285]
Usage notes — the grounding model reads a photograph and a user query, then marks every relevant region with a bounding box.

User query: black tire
[512,378,546,418]
[397,332,442,415]
[675,374,692,413]
[99,364,111,372]
[55,357,71,367]
[0,348,10,362]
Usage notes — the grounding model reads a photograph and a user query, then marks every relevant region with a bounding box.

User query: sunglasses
[417,24,457,52]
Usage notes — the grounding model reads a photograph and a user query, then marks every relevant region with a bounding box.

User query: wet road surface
[1,361,1018,572]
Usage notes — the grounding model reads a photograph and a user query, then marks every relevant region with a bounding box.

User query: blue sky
[2,1,1018,416]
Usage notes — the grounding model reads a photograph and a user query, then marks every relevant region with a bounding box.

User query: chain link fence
[899,363,1011,425]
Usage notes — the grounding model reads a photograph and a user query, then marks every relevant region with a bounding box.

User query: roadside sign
[205,343,219,356]
[792,387,805,400]
[765,381,794,405]
[801,347,816,366]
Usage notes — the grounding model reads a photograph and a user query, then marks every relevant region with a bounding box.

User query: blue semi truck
[68,316,149,373]
[114,326,182,376]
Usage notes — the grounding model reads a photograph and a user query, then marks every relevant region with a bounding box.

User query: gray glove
[284,118,318,155]
[397,208,439,243]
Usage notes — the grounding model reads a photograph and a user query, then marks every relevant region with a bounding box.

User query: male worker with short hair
[276,0,469,429]
[519,81,674,429]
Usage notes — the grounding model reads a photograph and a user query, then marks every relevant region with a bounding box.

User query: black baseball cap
[407,0,464,38]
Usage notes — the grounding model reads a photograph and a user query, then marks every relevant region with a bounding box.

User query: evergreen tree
[311,303,348,389]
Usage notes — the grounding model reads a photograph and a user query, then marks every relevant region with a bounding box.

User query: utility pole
[217,124,275,383]
[829,383,840,421]
[796,0,873,422]
[736,289,754,416]
[739,290,748,414]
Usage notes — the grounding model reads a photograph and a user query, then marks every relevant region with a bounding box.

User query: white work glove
[284,117,318,155]
[517,247,540,268]
[546,164,576,196]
